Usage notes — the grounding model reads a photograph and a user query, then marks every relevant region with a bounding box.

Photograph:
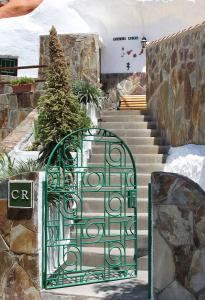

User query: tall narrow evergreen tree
[37,26,91,160]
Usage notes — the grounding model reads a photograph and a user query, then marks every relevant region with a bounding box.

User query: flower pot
[12,83,35,94]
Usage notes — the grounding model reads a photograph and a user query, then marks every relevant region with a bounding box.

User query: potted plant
[11,77,35,93]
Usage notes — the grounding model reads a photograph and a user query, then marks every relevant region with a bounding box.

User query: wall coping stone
[147,21,205,48]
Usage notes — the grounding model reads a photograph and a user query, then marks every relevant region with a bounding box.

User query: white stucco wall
[0,0,204,76]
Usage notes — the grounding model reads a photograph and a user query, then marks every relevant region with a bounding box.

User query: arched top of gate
[46,127,136,179]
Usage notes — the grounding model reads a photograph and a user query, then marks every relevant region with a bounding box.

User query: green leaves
[71,80,104,108]
[11,76,35,86]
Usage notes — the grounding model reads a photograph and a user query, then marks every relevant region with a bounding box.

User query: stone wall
[101,73,146,109]
[39,33,101,83]
[0,172,41,299]
[147,23,205,146]
[152,171,205,300]
[0,91,40,141]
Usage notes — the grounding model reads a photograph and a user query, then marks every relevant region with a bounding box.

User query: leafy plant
[10,76,35,86]
[71,80,104,108]
[37,26,91,164]
[0,152,42,180]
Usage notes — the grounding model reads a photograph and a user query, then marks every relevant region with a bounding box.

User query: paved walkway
[41,271,148,300]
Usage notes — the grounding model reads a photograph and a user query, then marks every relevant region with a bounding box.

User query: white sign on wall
[101,33,146,74]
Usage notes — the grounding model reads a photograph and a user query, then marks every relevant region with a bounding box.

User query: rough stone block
[3,263,40,300]
[7,94,18,109]
[156,204,193,246]
[10,224,37,255]
[158,281,195,300]
[189,249,205,293]
[154,229,175,292]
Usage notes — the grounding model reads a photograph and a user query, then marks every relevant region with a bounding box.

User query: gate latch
[128,189,137,208]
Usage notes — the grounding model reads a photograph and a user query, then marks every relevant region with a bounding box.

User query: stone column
[152,172,205,300]
[0,171,44,299]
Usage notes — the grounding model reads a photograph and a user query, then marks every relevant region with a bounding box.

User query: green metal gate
[43,128,138,289]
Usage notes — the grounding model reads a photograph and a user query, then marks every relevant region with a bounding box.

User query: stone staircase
[97,110,169,272]
[42,109,169,299]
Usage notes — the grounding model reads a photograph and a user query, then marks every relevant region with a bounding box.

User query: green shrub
[11,76,35,85]
[72,80,104,108]
[37,26,91,164]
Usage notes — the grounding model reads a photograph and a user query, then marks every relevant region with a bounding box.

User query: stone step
[138,174,151,185]
[87,163,164,174]
[99,121,157,129]
[102,110,148,116]
[75,229,147,251]
[93,136,168,146]
[80,243,147,268]
[102,128,160,137]
[41,270,148,300]
[80,211,148,230]
[83,173,151,186]
[83,197,148,213]
[92,144,169,155]
[82,185,148,198]
[102,115,152,122]
[89,153,167,164]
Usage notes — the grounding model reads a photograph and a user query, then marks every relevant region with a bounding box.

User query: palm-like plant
[71,80,104,108]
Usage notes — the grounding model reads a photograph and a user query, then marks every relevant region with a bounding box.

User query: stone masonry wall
[39,33,101,83]
[147,23,205,146]
[101,73,146,109]
[152,171,205,300]
[0,172,41,299]
[0,91,40,141]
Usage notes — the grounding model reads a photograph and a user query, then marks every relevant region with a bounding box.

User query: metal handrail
[0,64,48,71]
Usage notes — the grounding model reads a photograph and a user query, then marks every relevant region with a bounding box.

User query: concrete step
[99,121,157,129]
[83,197,148,213]
[82,173,151,186]
[80,211,148,230]
[89,153,167,164]
[92,144,169,155]
[102,110,148,116]
[101,110,153,122]
[138,174,151,186]
[102,115,152,122]
[103,128,160,137]
[87,163,164,174]
[82,185,148,198]
[80,243,147,268]
[75,229,147,251]
[93,137,168,146]
[41,270,148,300]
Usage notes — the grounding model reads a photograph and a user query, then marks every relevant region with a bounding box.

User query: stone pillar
[152,172,205,300]
[0,172,44,299]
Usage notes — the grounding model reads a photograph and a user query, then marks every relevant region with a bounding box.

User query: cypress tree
[37,26,91,148]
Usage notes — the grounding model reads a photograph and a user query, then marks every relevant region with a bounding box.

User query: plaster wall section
[147,23,205,146]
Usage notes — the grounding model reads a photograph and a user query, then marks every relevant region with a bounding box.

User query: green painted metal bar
[148,182,153,299]
[44,128,138,289]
